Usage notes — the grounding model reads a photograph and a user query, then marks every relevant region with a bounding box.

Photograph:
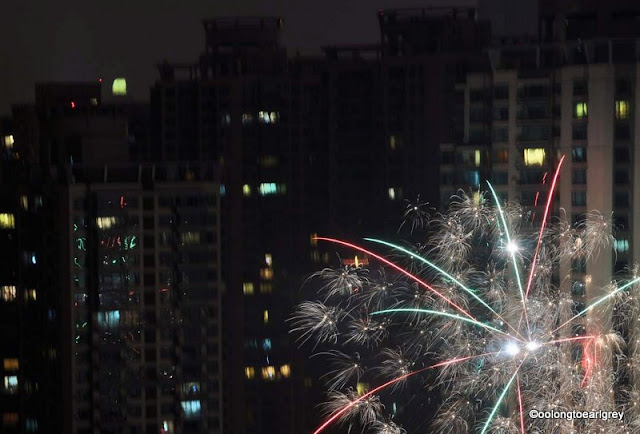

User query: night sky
[0,0,473,114]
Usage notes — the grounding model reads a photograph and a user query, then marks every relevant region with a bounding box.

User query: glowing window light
[269,111,279,123]
[219,184,226,196]
[97,310,120,329]
[3,375,18,393]
[20,196,28,211]
[474,150,481,167]
[0,213,15,229]
[96,216,117,229]
[181,232,201,245]
[260,283,273,294]
[262,338,272,352]
[243,282,254,295]
[180,382,200,395]
[523,148,545,166]
[3,358,18,371]
[388,188,396,200]
[310,233,318,247]
[389,135,397,150]
[280,364,291,378]
[161,420,174,434]
[575,102,587,118]
[356,382,369,395]
[616,239,629,253]
[2,286,16,301]
[260,268,273,280]
[3,135,14,148]
[25,289,36,301]
[112,78,127,96]
[3,413,18,425]
[245,367,255,379]
[265,254,272,266]
[616,100,629,120]
[90,98,98,106]
[261,366,276,380]
[259,183,278,196]
[263,310,269,324]
[242,184,251,197]
[242,113,254,125]
[180,400,201,419]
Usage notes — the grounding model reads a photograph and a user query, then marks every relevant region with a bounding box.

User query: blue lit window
[262,338,272,351]
[616,239,629,253]
[97,310,120,329]
[26,418,38,432]
[181,400,201,419]
[219,185,226,196]
[462,171,480,188]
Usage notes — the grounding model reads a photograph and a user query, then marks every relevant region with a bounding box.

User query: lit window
[0,213,15,229]
[574,102,588,118]
[280,364,291,378]
[356,382,369,395]
[25,289,36,301]
[2,286,16,301]
[260,155,278,167]
[616,239,629,253]
[180,232,201,245]
[96,216,117,229]
[112,78,127,96]
[245,367,255,379]
[20,196,28,211]
[242,113,254,125]
[221,114,231,125]
[180,400,201,419]
[523,148,545,166]
[3,135,14,148]
[265,254,272,266]
[474,150,481,167]
[310,233,318,247]
[259,183,285,196]
[242,184,251,197]
[243,282,254,295]
[97,310,120,329]
[304,377,312,388]
[3,375,18,394]
[263,310,269,324]
[90,98,98,106]
[260,268,273,280]
[259,283,273,294]
[2,413,18,426]
[25,418,38,432]
[388,188,396,200]
[219,185,226,196]
[572,147,586,162]
[389,135,397,150]
[493,149,508,164]
[180,382,200,396]
[616,100,629,120]
[261,366,276,380]
[161,420,174,434]
[262,338,272,351]
[3,359,18,371]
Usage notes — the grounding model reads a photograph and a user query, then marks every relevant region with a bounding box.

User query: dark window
[441,150,455,164]
[572,169,586,184]
[573,80,588,96]
[615,123,631,140]
[494,85,509,100]
[572,191,586,206]
[615,169,629,185]
[143,197,154,210]
[614,147,630,163]
[492,127,509,142]
[572,123,587,140]
[616,78,631,95]
[492,171,508,185]
[143,216,154,229]
[614,191,629,207]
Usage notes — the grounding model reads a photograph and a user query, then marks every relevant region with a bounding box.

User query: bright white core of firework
[504,341,521,356]
[525,341,542,352]
[506,242,519,253]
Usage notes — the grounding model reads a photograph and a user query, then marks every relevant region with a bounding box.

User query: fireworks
[292,158,640,433]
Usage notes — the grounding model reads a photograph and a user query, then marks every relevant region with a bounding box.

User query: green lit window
[112,78,127,96]
[616,100,629,120]
[574,102,587,118]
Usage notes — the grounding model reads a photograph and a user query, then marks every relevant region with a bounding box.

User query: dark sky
[0,0,474,115]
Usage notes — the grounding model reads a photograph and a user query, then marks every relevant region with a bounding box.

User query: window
[280,365,291,378]
[462,170,480,188]
[441,150,455,164]
[243,282,254,295]
[493,85,509,100]
[180,400,201,419]
[493,106,509,121]
[492,127,509,143]
[572,169,586,184]
[0,213,15,229]
[572,147,586,162]
[518,125,549,141]
[263,310,269,324]
[261,366,276,380]
[574,102,588,118]
[616,100,629,120]
[388,188,397,200]
[3,359,18,371]
[572,191,586,206]
[242,185,251,197]
[3,375,18,394]
[3,135,14,148]
[616,239,630,253]
[112,78,127,96]
[614,147,630,163]
[97,310,120,329]
[614,191,629,207]
[573,80,588,96]
[615,123,631,140]
[2,413,18,426]
[524,148,546,166]
[245,367,255,379]
[1,286,16,301]
[492,171,508,185]
[572,123,587,140]
[493,149,509,164]
[615,169,629,185]
[25,289,36,302]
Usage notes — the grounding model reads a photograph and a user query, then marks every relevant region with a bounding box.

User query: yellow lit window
[245,367,255,379]
[616,100,629,120]
[575,102,587,118]
[20,196,28,211]
[389,135,396,150]
[474,150,481,167]
[90,98,98,106]
[0,213,15,229]
[310,233,318,247]
[260,268,273,280]
[96,216,117,229]
[304,377,312,388]
[3,135,14,148]
[112,78,127,96]
[261,366,276,380]
[280,364,291,378]
[25,289,36,301]
[2,286,16,301]
[181,232,201,245]
[388,188,396,200]
[242,282,254,295]
[259,283,273,294]
[265,254,272,266]
[3,358,18,371]
[263,310,269,324]
[524,148,546,166]
[242,184,251,197]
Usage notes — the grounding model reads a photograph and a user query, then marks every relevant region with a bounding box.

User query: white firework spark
[293,159,640,433]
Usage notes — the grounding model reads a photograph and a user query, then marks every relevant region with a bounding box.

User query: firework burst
[292,157,640,433]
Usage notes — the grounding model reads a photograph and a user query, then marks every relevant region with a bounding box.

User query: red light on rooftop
[71,101,76,108]
[99,78,103,82]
